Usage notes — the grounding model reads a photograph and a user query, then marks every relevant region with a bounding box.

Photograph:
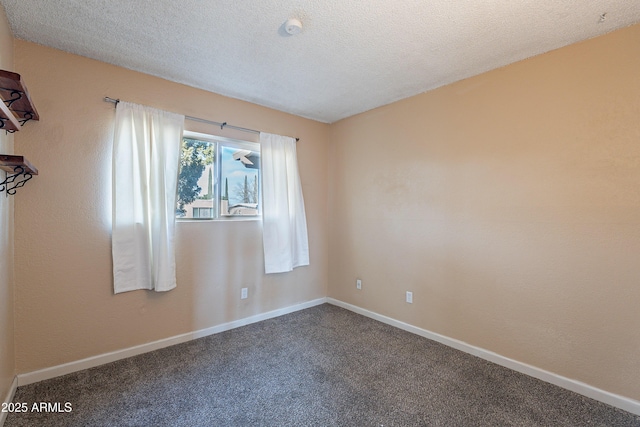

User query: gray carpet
[5,304,640,426]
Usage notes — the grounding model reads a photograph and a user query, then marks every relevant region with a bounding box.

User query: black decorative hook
[3,90,23,108]
[19,111,33,126]
[0,165,32,196]
[0,116,16,134]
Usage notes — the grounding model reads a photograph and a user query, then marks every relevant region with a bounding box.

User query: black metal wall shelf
[0,69,39,195]
[0,69,39,132]
[0,155,37,195]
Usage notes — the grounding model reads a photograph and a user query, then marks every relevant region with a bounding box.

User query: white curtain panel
[112,102,184,293]
[260,132,310,274]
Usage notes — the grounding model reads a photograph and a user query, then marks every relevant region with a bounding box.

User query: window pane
[192,207,214,218]
[220,145,260,217]
[176,138,215,218]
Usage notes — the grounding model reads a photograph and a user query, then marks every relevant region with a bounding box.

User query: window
[176,131,261,220]
[192,207,214,218]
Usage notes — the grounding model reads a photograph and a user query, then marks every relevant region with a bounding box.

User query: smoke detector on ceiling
[285,18,303,35]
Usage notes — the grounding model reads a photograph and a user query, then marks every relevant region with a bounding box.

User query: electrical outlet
[406,291,413,304]
[241,288,248,299]
[356,279,362,290]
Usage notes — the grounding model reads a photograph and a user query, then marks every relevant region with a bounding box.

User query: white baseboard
[18,297,327,387]
[326,298,640,417]
[0,376,18,427]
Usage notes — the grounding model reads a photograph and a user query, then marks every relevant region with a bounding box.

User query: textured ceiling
[2,1,639,123]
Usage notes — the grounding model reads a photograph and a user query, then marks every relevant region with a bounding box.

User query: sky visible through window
[221,146,259,207]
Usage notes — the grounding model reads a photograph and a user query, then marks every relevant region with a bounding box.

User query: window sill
[176,216,261,223]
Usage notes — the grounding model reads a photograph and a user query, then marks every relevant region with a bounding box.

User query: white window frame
[177,130,261,221]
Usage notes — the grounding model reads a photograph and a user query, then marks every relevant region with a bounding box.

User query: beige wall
[329,24,640,401]
[0,4,15,403]
[13,41,329,373]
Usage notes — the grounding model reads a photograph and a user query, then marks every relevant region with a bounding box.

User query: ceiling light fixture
[284,18,303,35]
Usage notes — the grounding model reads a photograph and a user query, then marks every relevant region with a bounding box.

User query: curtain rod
[103,97,299,141]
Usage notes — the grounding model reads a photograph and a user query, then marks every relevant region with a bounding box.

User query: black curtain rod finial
[104,96,120,107]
